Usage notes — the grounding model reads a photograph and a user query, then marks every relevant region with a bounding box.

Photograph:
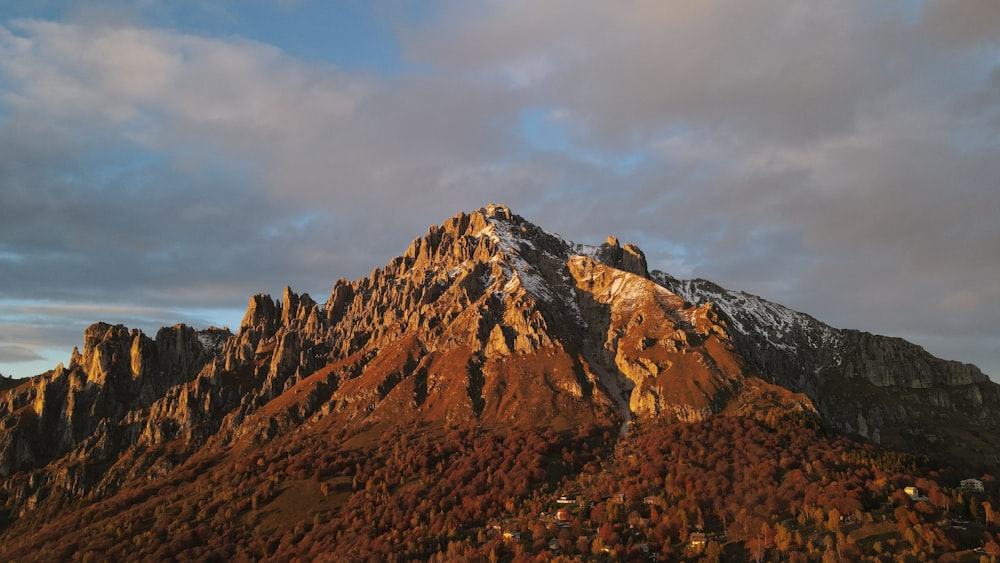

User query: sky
[1,1,998,381]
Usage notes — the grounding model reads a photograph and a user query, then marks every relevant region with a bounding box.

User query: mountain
[1,204,998,560]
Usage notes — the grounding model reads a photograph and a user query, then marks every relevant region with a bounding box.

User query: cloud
[941,290,979,313]
[0,2,998,380]
[0,345,45,364]
[0,19,365,145]
[410,2,916,146]
[0,20,382,295]
[0,17,534,220]
[921,1,1000,46]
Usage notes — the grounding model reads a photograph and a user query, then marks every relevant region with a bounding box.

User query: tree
[774,523,793,552]
[748,536,766,563]
[704,540,723,562]
[826,507,842,532]
[590,502,607,524]
[530,521,548,543]
[597,522,618,546]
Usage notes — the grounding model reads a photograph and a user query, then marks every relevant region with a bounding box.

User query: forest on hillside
[1,410,998,561]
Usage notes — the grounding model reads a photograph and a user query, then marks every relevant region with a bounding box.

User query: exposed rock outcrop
[0,322,232,511]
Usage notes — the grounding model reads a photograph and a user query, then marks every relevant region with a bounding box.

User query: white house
[961,478,985,493]
[904,486,929,502]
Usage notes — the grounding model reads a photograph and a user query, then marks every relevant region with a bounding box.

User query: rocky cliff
[0,203,997,520]
[657,275,1000,457]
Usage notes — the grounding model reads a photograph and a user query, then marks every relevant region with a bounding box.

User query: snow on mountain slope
[653,274,842,357]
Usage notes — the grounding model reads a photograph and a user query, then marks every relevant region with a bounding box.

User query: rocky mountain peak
[482,202,514,221]
[594,235,649,278]
[0,203,998,525]
[213,203,998,446]
[240,293,279,333]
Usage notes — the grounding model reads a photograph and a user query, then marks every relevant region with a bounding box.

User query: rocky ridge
[656,274,1000,452]
[0,203,997,519]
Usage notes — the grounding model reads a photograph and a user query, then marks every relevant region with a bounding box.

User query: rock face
[656,275,1000,455]
[0,322,232,511]
[0,203,997,518]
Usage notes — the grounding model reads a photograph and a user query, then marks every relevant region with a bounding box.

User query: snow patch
[477,217,557,303]
[197,331,227,353]
[570,242,602,259]
[662,275,842,355]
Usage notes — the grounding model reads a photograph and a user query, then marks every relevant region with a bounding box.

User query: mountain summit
[1,204,998,559]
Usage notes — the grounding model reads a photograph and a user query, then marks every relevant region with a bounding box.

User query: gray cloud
[409,2,917,146]
[0,2,998,380]
[921,1,1000,47]
[0,345,45,364]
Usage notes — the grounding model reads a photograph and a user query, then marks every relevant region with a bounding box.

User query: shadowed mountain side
[656,274,1000,463]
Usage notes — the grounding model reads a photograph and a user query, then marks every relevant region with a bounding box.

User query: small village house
[961,478,985,493]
